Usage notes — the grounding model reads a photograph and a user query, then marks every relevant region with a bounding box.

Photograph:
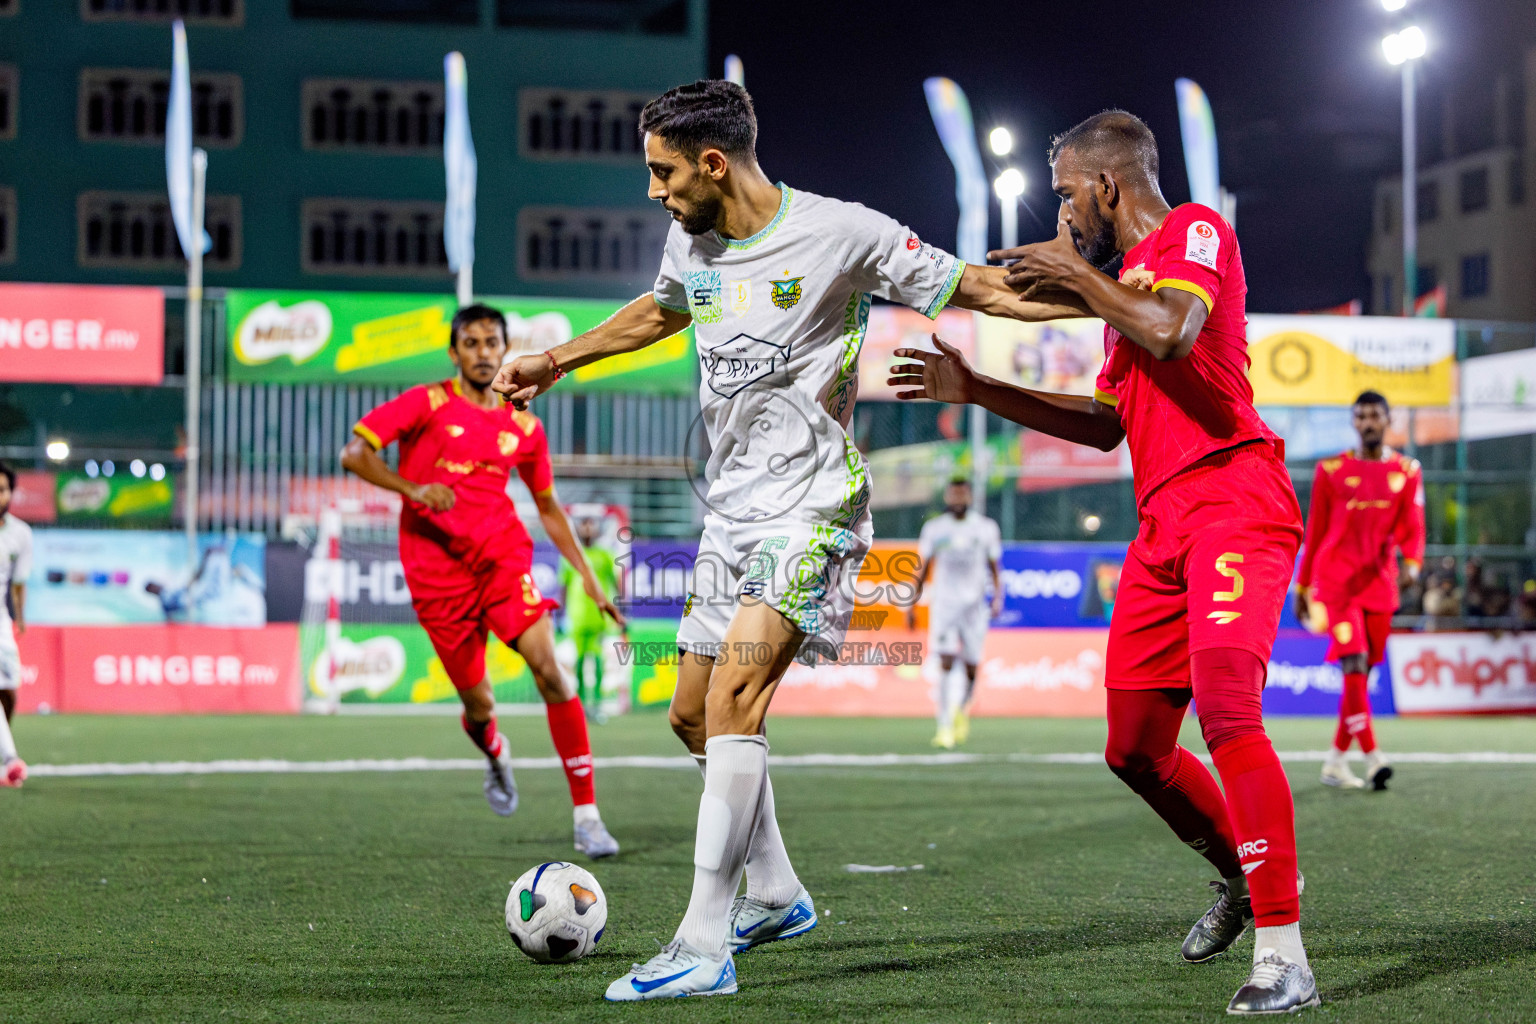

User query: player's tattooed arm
[494,294,693,403]
[534,488,628,630]
[339,436,455,511]
[888,336,1125,452]
[994,221,1207,361]
[948,263,1090,320]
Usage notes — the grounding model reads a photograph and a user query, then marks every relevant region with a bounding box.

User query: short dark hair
[450,303,507,346]
[0,460,14,491]
[1354,389,1390,411]
[946,475,971,490]
[639,80,757,160]
[1048,109,1159,181]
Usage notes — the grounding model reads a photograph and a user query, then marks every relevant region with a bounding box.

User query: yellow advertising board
[1245,314,1454,407]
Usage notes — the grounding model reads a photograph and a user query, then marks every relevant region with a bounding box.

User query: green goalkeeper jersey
[561,545,619,635]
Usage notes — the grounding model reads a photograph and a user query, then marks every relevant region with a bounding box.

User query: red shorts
[1312,595,1392,664]
[1105,443,1303,690]
[412,563,558,690]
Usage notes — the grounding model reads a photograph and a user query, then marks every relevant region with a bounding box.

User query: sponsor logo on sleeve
[684,270,723,325]
[1184,221,1219,270]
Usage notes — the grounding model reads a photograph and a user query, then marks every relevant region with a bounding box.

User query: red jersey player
[1295,391,1424,791]
[890,111,1317,1013]
[341,304,626,859]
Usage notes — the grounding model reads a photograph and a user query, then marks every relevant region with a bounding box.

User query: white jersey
[654,185,964,527]
[0,511,32,630]
[918,511,1001,606]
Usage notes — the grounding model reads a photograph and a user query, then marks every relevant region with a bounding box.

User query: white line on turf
[22,750,1536,778]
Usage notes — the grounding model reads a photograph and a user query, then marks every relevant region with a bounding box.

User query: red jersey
[1093,203,1277,508]
[1297,449,1425,612]
[354,379,553,592]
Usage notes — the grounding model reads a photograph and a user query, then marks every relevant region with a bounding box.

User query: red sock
[461,713,503,758]
[1106,688,1242,878]
[1335,672,1375,753]
[1210,732,1300,926]
[546,696,596,807]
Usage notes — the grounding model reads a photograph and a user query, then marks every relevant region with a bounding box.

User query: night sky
[709,0,1536,314]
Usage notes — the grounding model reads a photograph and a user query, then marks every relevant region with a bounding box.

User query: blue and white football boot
[728,885,819,954]
[604,939,737,1001]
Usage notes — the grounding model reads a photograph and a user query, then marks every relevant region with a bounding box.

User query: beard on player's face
[670,185,723,236]
[1073,204,1121,270]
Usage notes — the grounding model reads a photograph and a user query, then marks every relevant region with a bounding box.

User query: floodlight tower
[1382,4,1428,316]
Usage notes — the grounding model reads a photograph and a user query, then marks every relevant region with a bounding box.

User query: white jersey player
[0,462,33,787]
[910,477,1002,748]
[495,79,1085,1002]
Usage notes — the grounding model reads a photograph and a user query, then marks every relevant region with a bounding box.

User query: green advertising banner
[55,471,176,521]
[301,618,678,711]
[225,289,695,394]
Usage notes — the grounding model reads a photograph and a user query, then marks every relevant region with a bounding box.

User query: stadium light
[1381,0,1407,11]
[130,459,147,478]
[1383,26,1427,65]
[85,459,99,478]
[150,463,167,481]
[45,440,70,462]
[988,126,1013,157]
[102,460,115,477]
[1080,513,1102,536]
[994,168,1026,200]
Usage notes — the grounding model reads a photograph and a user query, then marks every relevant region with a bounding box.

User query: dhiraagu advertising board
[225,289,694,393]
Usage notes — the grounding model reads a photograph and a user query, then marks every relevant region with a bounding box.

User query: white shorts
[0,632,18,690]
[928,598,989,665]
[677,512,873,664]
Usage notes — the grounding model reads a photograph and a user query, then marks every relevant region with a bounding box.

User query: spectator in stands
[1482,579,1512,621]
[1422,572,1463,623]
[1518,580,1536,626]
[1462,558,1487,619]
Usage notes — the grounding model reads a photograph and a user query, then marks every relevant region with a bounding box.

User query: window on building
[79,69,242,146]
[1416,265,1438,297]
[517,205,668,281]
[1512,157,1526,206]
[1416,180,1439,223]
[301,198,448,276]
[1459,165,1490,213]
[498,0,688,34]
[77,191,242,270]
[519,89,656,162]
[0,186,15,265]
[82,0,243,25]
[0,64,14,140]
[302,79,443,153]
[291,0,476,23]
[1461,253,1491,298]
[1379,192,1394,235]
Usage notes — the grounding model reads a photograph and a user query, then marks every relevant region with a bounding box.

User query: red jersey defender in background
[1295,391,1425,791]
[341,304,626,859]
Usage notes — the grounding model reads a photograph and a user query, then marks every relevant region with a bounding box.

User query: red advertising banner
[9,470,57,524]
[14,626,64,714]
[0,283,165,385]
[56,625,301,714]
[771,627,1108,717]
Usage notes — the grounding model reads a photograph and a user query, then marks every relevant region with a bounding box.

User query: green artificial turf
[1,713,1533,1023]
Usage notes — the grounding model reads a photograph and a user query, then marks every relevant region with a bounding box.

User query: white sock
[1326,746,1348,764]
[1255,922,1308,970]
[675,734,767,959]
[744,773,801,907]
[692,752,707,782]
[944,662,967,726]
[573,803,600,827]
[0,708,16,762]
[925,657,946,730]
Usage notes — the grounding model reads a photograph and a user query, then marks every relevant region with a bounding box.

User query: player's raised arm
[888,335,1125,452]
[493,294,692,404]
[339,388,455,511]
[946,262,1090,321]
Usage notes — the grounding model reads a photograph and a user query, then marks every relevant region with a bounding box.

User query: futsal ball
[505,861,608,963]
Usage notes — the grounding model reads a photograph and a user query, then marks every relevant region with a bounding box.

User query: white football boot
[728,885,819,953]
[574,817,620,859]
[1227,948,1320,1014]
[604,939,737,1001]
[483,745,519,816]
[1320,755,1366,790]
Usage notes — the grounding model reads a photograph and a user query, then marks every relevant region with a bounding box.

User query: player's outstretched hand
[411,482,456,511]
[1292,587,1310,626]
[888,335,975,404]
[493,352,557,403]
[992,219,1087,298]
[585,576,628,630]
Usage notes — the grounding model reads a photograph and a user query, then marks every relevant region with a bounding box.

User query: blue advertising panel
[1261,630,1397,717]
[997,542,1129,628]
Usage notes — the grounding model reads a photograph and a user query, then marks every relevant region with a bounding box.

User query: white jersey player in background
[496,80,1084,1001]
[0,461,34,788]
[909,476,1002,749]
